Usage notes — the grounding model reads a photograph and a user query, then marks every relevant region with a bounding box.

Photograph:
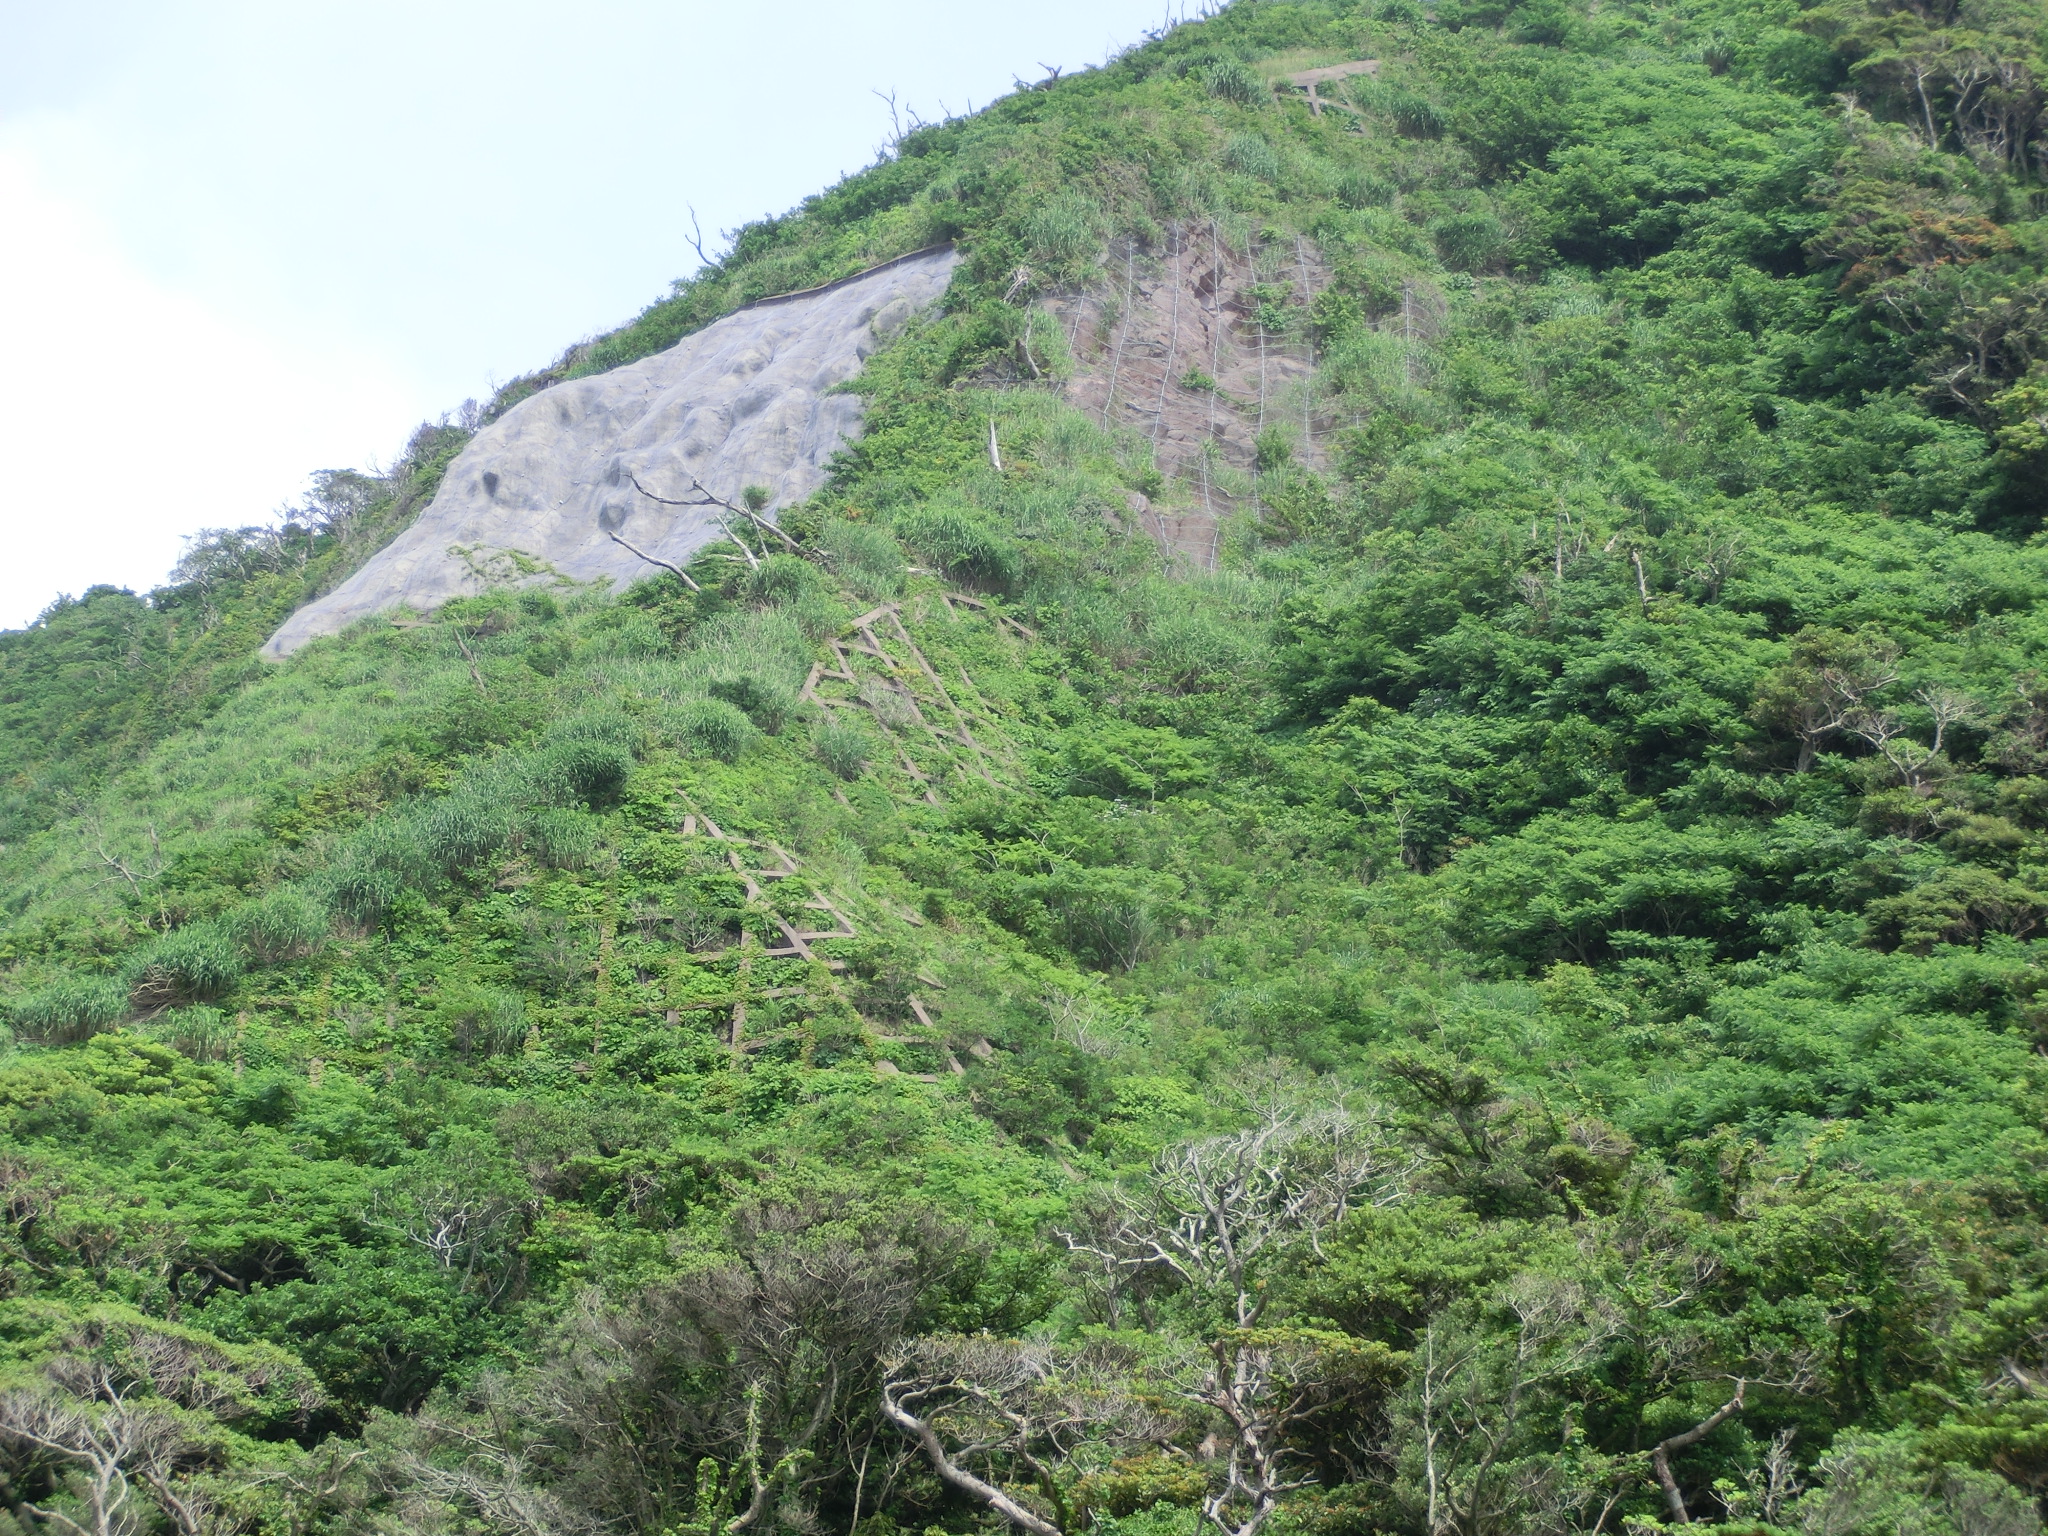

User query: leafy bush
[1075,1455,1208,1518]
[1255,426,1296,473]
[209,1248,483,1416]
[1059,722,1209,800]
[1022,863,1186,973]
[1787,1431,2042,1536]
[1864,867,2048,953]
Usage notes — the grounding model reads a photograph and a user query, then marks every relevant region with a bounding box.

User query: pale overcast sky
[0,0,1178,629]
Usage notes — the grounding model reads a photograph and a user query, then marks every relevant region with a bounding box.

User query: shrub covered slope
[6,0,2048,1531]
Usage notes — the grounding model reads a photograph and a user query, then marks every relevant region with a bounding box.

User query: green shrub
[1864,866,2048,953]
[894,503,1019,590]
[127,924,245,1010]
[815,519,905,600]
[1255,426,1296,473]
[1224,133,1282,182]
[223,887,330,967]
[1059,721,1209,800]
[407,677,550,759]
[812,714,879,780]
[1201,61,1263,104]
[1262,468,1335,537]
[521,807,599,870]
[526,739,634,808]
[1075,1454,1208,1518]
[1023,863,1185,973]
[669,698,759,762]
[7,976,129,1042]
[73,1033,221,1105]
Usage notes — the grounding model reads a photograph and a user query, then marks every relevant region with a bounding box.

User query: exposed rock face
[264,247,959,658]
[1041,226,1341,570]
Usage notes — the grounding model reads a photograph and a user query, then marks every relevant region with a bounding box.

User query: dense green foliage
[6,0,2048,1531]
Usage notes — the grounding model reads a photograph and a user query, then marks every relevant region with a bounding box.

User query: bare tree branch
[1648,1381,1745,1525]
[606,530,702,591]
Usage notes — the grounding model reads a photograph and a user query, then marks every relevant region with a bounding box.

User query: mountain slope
[4,0,2048,1532]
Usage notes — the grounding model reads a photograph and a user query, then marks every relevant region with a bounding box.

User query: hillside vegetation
[5,0,2048,1532]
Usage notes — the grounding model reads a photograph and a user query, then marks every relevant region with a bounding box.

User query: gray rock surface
[264,247,959,657]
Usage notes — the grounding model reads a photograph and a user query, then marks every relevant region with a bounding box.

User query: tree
[892,1089,1411,1536]
[363,1129,537,1306]
[879,1336,1166,1536]
[1751,629,1901,774]
[1063,1090,1413,1330]
[517,1189,982,1534]
[0,1307,321,1536]
[1393,1277,1623,1536]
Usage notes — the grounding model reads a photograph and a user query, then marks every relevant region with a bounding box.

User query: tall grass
[814,520,905,601]
[1022,192,1105,275]
[6,977,129,1043]
[812,714,881,780]
[682,610,813,733]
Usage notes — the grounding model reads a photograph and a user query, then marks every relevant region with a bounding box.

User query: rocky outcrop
[264,247,959,658]
[1040,226,1333,571]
